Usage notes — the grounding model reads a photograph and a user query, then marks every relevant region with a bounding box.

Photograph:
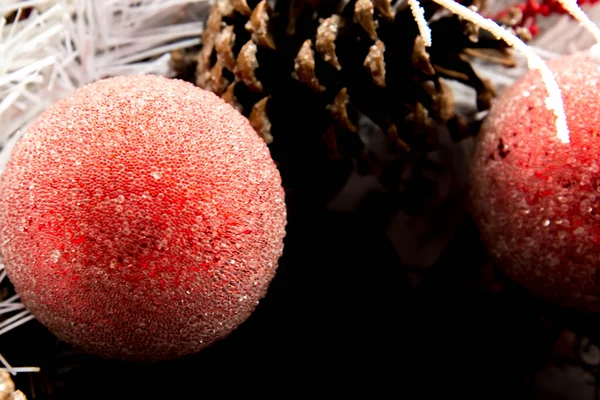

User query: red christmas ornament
[470,51,600,309]
[0,75,287,360]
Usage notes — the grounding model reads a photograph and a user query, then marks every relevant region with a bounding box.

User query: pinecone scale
[174,0,515,208]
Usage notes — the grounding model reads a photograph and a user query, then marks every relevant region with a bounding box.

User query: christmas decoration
[0,74,287,361]
[5,0,600,398]
[470,50,600,310]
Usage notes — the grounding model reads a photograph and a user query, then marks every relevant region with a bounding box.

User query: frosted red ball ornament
[0,75,286,360]
[470,51,600,309]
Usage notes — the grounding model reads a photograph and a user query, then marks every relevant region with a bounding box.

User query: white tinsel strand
[0,351,40,385]
[408,0,432,47]
[0,262,33,336]
[0,0,210,343]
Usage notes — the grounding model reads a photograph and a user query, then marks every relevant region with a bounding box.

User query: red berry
[0,75,287,360]
[529,0,541,12]
[540,4,551,16]
[529,24,540,36]
[470,52,600,310]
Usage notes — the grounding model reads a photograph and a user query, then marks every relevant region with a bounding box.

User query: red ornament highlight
[0,75,286,360]
[470,52,600,309]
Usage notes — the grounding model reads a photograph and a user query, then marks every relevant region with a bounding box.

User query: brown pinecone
[173,0,516,210]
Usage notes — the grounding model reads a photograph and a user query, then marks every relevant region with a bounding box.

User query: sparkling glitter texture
[470,52,600,309]
[0,75,287,360]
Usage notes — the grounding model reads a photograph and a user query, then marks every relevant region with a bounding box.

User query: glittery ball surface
[470,52,600,309]
[0,75,287,360]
